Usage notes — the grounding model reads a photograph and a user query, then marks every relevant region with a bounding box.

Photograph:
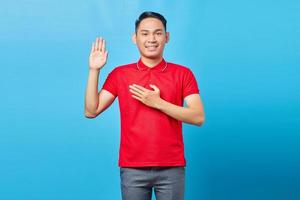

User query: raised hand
[89,37,108,70]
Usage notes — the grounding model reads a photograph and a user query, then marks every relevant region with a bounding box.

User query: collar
[136,58,168,72]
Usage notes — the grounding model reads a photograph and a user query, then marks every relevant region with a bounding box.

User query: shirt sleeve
[182,69,200,98]
[102,68,118,97]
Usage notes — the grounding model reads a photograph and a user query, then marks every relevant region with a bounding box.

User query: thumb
[149,84,159,92]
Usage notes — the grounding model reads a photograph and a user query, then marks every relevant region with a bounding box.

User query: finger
[98,37,103,51]
[95,38,99,50]
[129,89,143,97]
[132,84,149,92]
[131,95,142,102]
[129,86,144,95]
[130,85,146,95]
[91,42,95,53]
[101,39,105,52]
[149,84,159,92]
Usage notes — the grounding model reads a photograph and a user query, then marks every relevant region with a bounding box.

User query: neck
[140,56,163,68]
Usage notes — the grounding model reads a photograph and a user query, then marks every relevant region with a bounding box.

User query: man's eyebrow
[139,29,164,32]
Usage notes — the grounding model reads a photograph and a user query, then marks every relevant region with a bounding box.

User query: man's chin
[141,52,162,59]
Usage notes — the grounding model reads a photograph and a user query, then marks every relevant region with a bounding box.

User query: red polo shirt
[102,58,199,167]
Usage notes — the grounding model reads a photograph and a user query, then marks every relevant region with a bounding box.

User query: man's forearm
[156,99,204,126]
[85,69,100,114]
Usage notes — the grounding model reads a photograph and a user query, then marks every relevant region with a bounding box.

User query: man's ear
[132,33,137,44]
[166,32,170,43]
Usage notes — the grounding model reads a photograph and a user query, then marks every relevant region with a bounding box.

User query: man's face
[133,17,169,60]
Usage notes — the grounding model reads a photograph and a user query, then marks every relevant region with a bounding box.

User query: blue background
[0,0,299,199]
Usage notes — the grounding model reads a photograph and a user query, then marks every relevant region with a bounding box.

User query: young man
[85,11,205,200]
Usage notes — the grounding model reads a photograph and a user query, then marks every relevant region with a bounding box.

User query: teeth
[146,44,158,47]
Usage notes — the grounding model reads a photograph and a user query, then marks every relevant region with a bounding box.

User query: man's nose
[148,34,157,42]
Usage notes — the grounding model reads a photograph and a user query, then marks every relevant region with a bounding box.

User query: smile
[145,45,159,50]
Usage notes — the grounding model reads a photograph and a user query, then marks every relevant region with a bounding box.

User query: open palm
[89,37,108,70]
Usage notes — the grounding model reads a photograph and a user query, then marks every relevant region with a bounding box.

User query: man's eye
[141,33,148,36]
[156,32,163,36]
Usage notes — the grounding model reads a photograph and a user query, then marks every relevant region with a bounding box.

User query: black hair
[135,11,167,33]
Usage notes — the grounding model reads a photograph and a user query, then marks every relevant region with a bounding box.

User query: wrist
[89,68,100,72]
[155,98,166,110]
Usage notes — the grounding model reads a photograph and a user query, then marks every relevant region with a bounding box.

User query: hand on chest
[120,70,181,103]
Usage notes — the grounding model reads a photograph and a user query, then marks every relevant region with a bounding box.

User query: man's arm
[157,93,204,126]
[84,37,116,118]
[129,84,205,126]
[84,69,116,118]
[85,88,116,118]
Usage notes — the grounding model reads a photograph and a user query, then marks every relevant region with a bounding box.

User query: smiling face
[133,17,169,61]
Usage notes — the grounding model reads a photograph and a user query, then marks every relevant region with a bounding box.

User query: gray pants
[120,167,185,200]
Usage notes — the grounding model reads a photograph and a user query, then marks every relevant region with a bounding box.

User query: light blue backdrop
[0,0,299,200]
